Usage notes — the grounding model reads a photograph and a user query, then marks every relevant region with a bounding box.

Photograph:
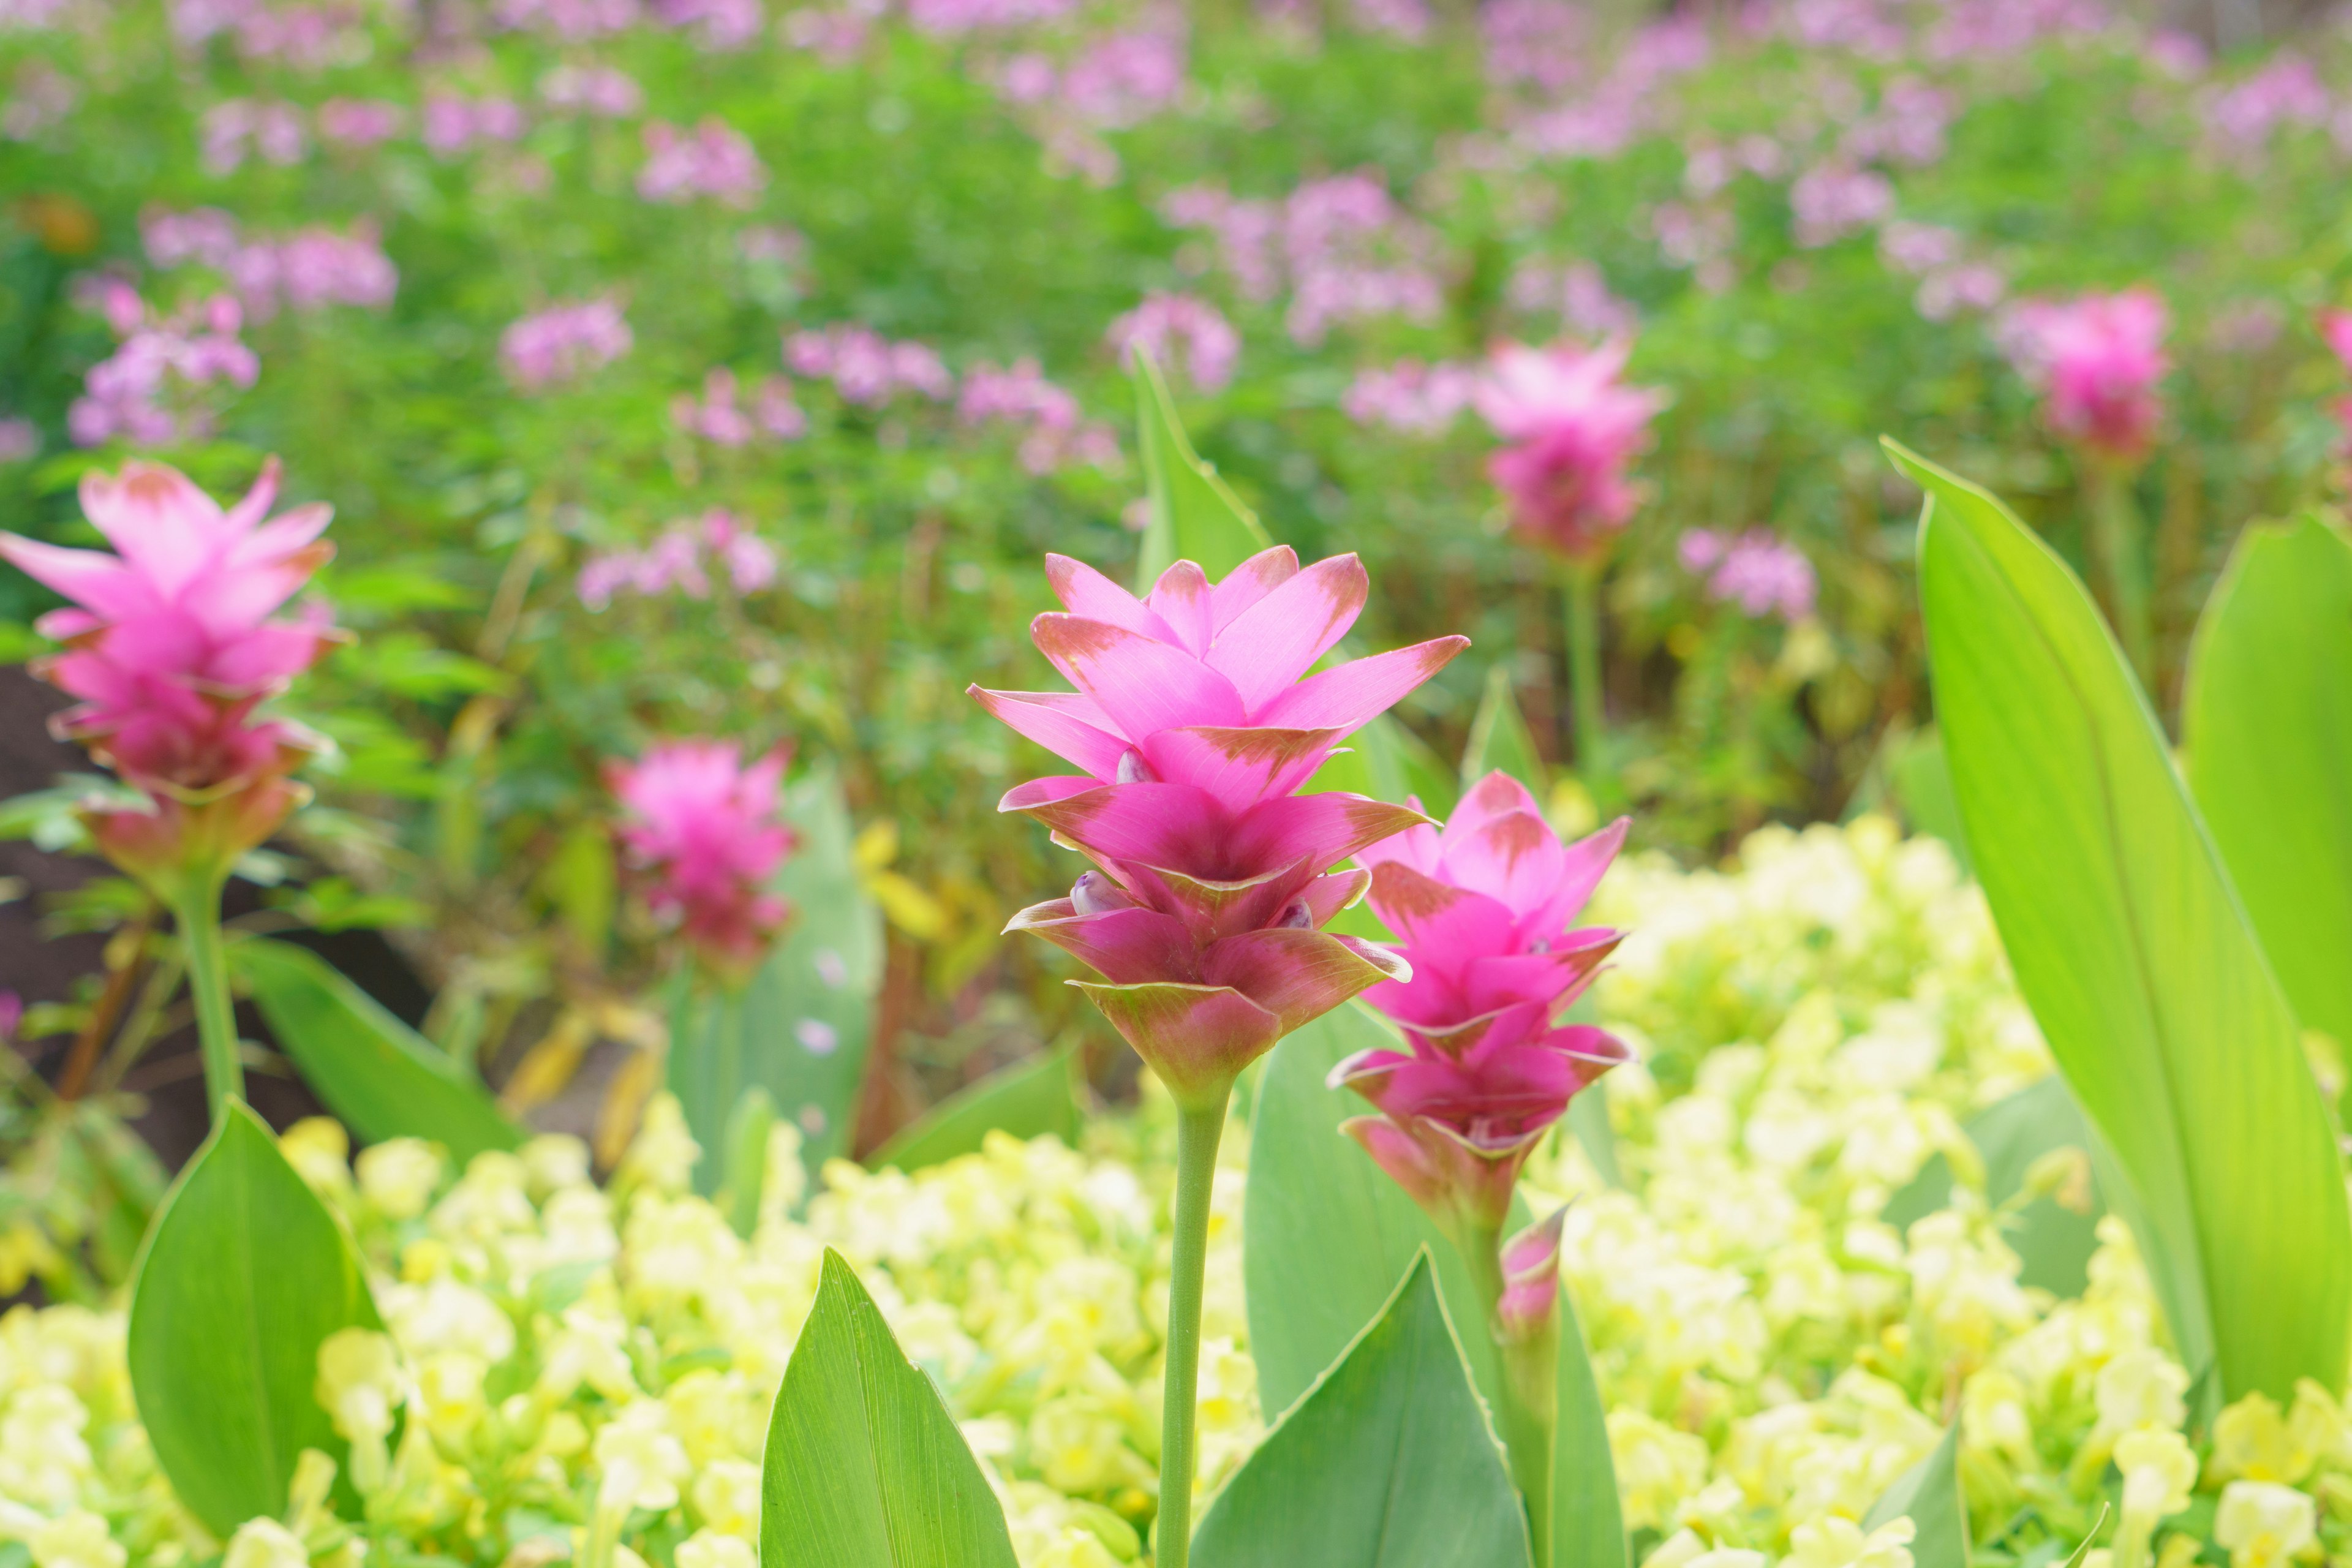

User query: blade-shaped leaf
[1130,347,1270,588]
[1864,1422,1967,1568]
[1463,663,1548,796]
[869,1046,1082,1171]
[760,1250,1019,1568]
[1194,1254,1534,1568]
[1894,438,2351,1405]
[2184,514,2352,1063]
[127,1100,386,1536]
[1887,728,1972,877]
[1245,1003,1622,1568]
[235,938,523,1164]
[671,766,884,1190]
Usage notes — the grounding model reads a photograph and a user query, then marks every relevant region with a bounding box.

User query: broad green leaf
[1894,439,2351,1405]
[1887,729,1972,877]
[1863,1422,1967,1568]
[717,1087,776,1238]
[2184,514,2352,1063]
[1245,1004,1621,1568]
[671,766,884,1189]
[127,1101,385,1536]
[760,1250,1019,1568]
[235,938,523,1164]
[1194,1255,1533,1568]
[869,1046,1082,1172]
[1463,663,1548,796]
[1129,349,1270,588]
[1879,1076,2103,1297]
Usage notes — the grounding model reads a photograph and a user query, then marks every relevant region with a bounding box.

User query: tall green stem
[171,875,242,1125]
[1563,560,1607,778]
[1156,1098,1231,1568]
[1461,1223,1558,1564]
[2086,462,2155,692]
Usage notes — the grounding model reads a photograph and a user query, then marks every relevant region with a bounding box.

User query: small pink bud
[1496,1206,1567,1344]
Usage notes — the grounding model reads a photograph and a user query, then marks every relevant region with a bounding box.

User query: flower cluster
[1476,339,1668,562]
[957,360,1119,474]
[636,118,765,206]
[974,548,1465,1105]
[0,459,335,887]
[608,741,796,979]
[143,209,398,322]
[669,367,805,446]
[1999,290,2170,464]
[577,510,780,609]
[782,325,953,405]
[1680,529,1819,621]
[1105,294,1239,394]
[2320,309,2352,454]
[66,287,258,449]
[500,299,634,391]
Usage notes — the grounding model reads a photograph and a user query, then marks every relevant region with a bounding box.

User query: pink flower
[637,118,766,206]
[1107,293,1240,394]
[0,460,334,881]
[974,549,1468,1105]
[610,741,796,978]
[1343,359,1477,435]
[1681,527,1817,620]
[1332,773,1629,1237]
[501,299,633,391]
[2322,309,2352,453]
[2002,288,2169,464]
[1476,339,1667,562]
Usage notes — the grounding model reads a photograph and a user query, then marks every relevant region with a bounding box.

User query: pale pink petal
[1517,816,1628,940]
[1202,927,1404,1033]
[1443,808,1567,921]
[1208,545,1301,631]
[1230,792,1430,876]
[1145,560,1214,656]
[1008,899,1198,982]
[1254,635,1469,733]
[0,535,159,622]
[1030,614,1246,740]
[1205,552,1369,713]
[1044,552,1180,642]
[970,687,1131,780]
[1137,725,1345,813]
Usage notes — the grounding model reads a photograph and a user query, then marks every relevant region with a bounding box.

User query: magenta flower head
[0,458,336,887]
[609,740,797,983]
[973,549,1469,1108]
[1332,772,1630,1238]
[2003,288,2169,465]
[1474,339,1666,563]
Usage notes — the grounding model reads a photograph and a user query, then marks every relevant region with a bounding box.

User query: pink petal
[1070,979,1281,1107]
[1354,804,1442,876]
[225,502,334,571]
[1299,866,1370,925]
[1365,861,1517,961]
[1208,544,1302,633]
[1126,860,1314,946]
[1138,725,1345,813]
[1230,792,1430,876]
[997,774,1105,812]
[78,462,230,597]
[0,535,158,622]
[1443,807,1567,922]
[1204,552,1368,713]
[971,687,1131,779]
[1254,635,1470,734]
[1518,816,1629,940]
[1030,614,1246,741]
[1008,899,1199,983]
[1044,553,1179,643]
[1203,927,1400,1033]
[1014,780,1229,872]
[1444,771,1545,848]
[1145,560,1215,656]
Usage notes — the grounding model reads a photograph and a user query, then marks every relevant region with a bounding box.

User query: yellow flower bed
[3,819,2347,1568]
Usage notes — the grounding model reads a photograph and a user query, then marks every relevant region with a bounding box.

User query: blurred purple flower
[202,100,307,174]
[580,510,779,609]
[540,66,644,116]
[784,325,953,405]
[638,118,766,205]
[1108,292,1239,392]
[423,94,527,157]
[1343,359,1477,434]
[1058,30,1185,128]
[1480,0,1583,94]
[1681,528,1817,620]
[317,98,404,145]
[650,0,762,50]
[501,298,633,391]
[0,420,38,463]
[1790,161,1894,247]
[2204,55,2329,151]
[1915,262,2005,322]
[493,0,639,35]
[1477,338,1666,561]
[69,290,259,448]
[2,62,77,141]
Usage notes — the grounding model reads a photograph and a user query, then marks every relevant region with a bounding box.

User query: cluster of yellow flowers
[1,818,2346,1568]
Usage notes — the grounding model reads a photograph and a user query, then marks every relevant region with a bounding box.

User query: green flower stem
[1563,559,1607,778]
[2086,462,2155,691]
[1156,1095,1232,1568]
[170,874,243,1126]
[1462,1222,1559,1565]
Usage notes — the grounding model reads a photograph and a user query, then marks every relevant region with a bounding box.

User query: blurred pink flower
[423,94,527,157]
[2204,55,2329,151]
[1057,30,1185,129]
[579,510,778,608]
[1333,774,1629,1236]
[0,418,36,463]
[1680,527,1817,620]
[68,290,258,448]
[0,459,334,801]
[610,741,796,978]
[638,118,766,206]
[201,100,307,174]
[973,549,1466,1103]
[1479,0,1583,94]
[1107,293,1239,393]
[2002,288,2169,462]
[2322,309,2352,452]
[1789,160,1894,247]
[501,299,633,391]
[1343,359,1478,434]
[316,99,404,146]
[540,66,644,116]
[1476,339,1667,560]
[784,325,953,405]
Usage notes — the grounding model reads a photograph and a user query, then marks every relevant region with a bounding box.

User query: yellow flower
[1609,1412,1714,1533]
[26,1512,124,1568]
[1787,1516,1917,1568]
[2117,1428,2198,1523]
[356,1140,446,1221]
[2214,1481,2316,1568]
[673,1529,754,1568]
[2212,1395,2312,1485]
[222,1519,309,1568]
[591,1400,689,1515]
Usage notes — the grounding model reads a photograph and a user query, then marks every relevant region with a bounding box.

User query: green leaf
[1244,1004,1621,1568]
[1463,663,1548,796]
[1887,729,1973,878]
[1129,347,1270,589]
[1893,439,2352,1406]
[2184,514,2352,1063]
[1197,1254,1532,1568]
[235,938,524,1164]
[718,1087,776,1239]
[670,766,884,1189]
[869,1046,1082,1172]
[127,1101,385,1536]
[1863,1422,1967,1568]
[760,1250,1019,1568]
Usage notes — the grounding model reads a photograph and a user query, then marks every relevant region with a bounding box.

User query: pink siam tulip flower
[974,548,1468,1106]
[2002,289,2170,464]
[1333,772,1630,1238]
[1476,339,1667,562]
[2321,309,2352,452]
[0,459,335,882]
[609,741,796,980]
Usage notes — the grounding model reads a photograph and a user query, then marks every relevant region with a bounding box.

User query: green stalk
[2086,462,2155,692]
[1563,560,1607,778]
[1461,1223,1559,1564]
[170,874,243,1125]
[1155,1097,1232,1568]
